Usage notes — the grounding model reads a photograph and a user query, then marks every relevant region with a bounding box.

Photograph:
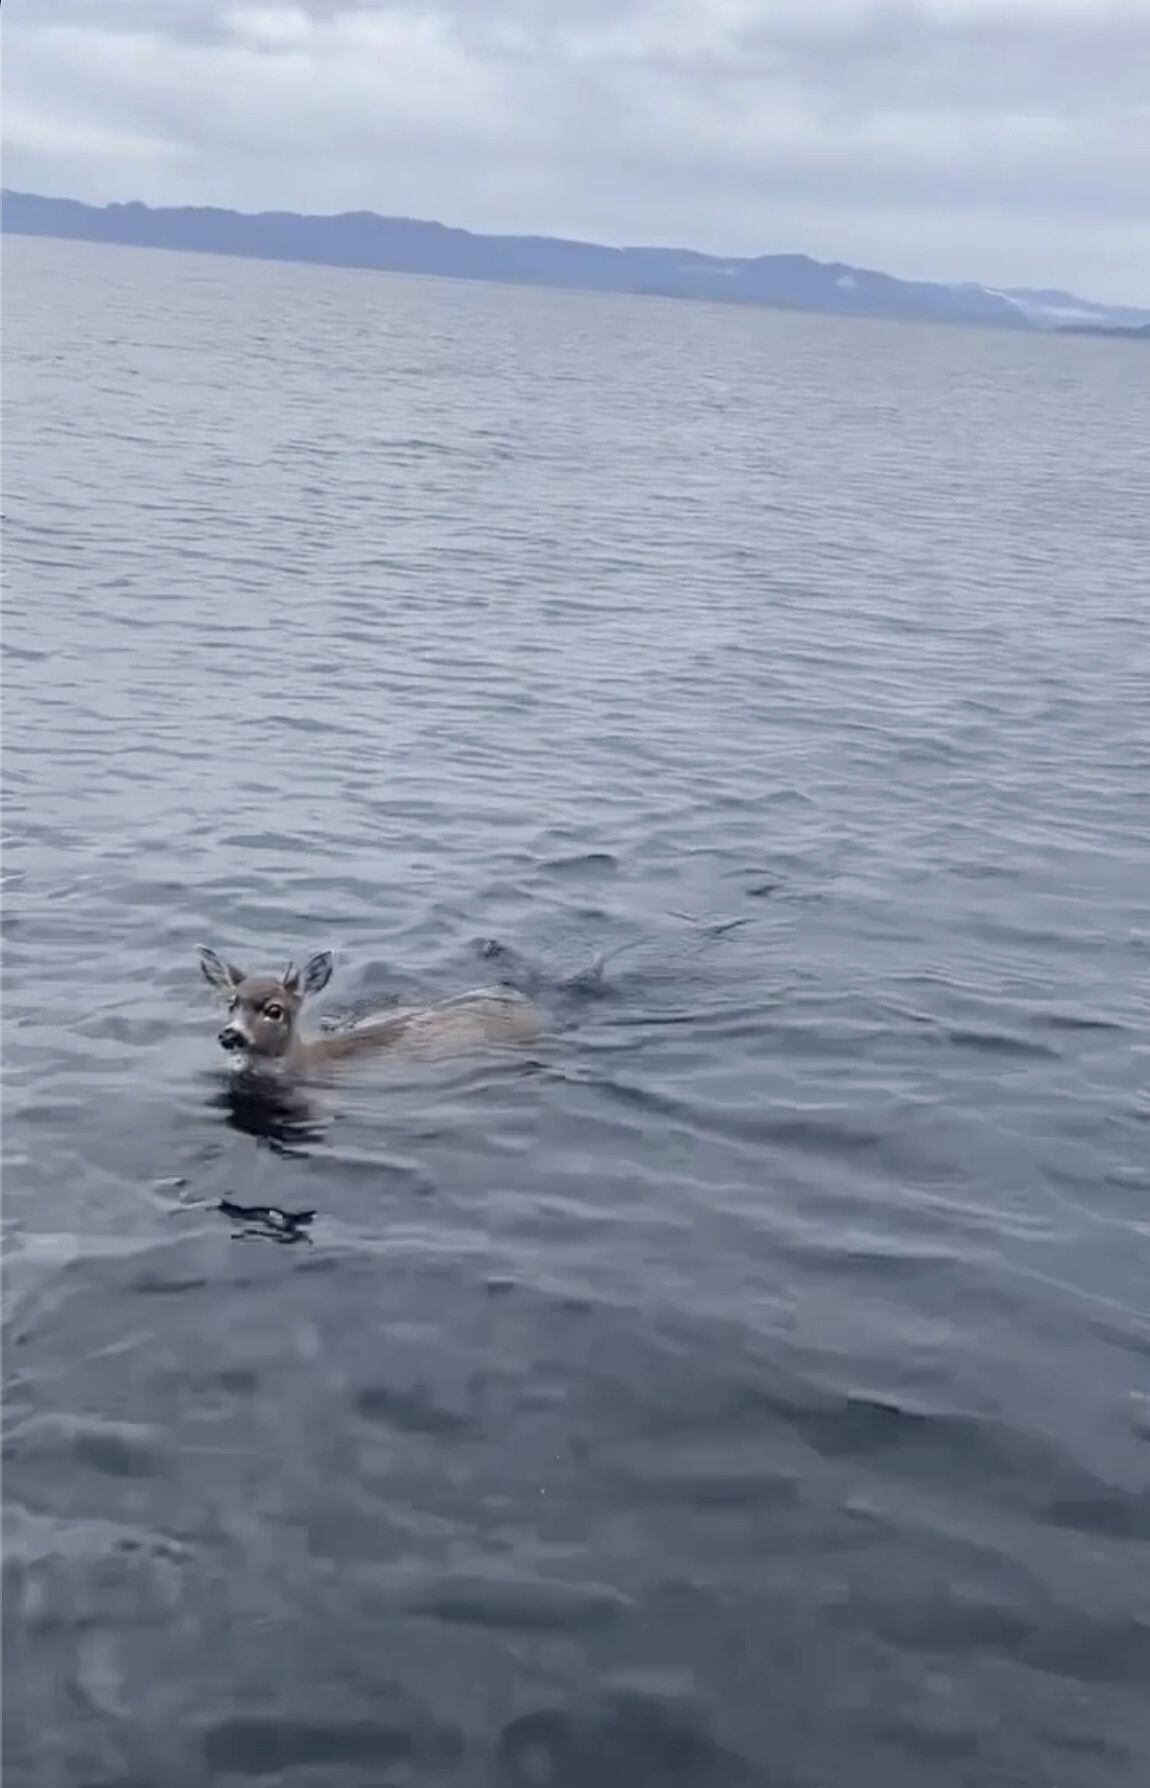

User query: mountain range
[4,189,1147,336]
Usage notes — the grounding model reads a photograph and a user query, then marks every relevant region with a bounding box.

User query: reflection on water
[216,1198,316,1245]
[206,1066,327,1157]
[3,234,1148,1787]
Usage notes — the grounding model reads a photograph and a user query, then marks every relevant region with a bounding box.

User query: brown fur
[199,947,537,1075]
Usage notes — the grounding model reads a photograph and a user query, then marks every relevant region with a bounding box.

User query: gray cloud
[5,1,1149,301]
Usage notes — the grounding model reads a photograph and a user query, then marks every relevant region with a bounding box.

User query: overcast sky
[5,0,1149,303]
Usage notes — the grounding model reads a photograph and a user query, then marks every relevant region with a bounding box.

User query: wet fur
[199,947,538,1077]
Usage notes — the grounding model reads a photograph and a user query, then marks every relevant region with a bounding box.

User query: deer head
[199,947,334,1063]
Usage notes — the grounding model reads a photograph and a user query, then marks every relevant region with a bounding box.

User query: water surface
[3,235,1149,1786]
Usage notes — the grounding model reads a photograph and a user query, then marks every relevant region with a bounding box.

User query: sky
[4,0,1150,304]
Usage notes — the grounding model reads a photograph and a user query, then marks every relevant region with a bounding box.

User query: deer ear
[198,947,244,993]
[290,949,334,997]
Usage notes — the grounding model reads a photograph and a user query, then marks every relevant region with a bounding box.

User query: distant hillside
[1002,287,1150,331]
[4,189,1147,335]
[1057,321,1150,340]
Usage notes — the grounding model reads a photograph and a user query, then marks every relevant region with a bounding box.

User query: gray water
[3,233,1149,1787]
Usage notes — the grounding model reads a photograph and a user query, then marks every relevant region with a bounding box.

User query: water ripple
[3,235,1149,1787]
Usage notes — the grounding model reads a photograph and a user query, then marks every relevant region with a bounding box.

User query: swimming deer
[198,947,537,1075]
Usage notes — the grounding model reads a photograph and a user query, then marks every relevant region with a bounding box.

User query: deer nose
[218,1026,246,1051]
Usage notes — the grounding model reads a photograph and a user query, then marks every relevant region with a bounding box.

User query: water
[3,234,1149,1787]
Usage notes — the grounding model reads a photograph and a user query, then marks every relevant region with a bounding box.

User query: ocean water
[2,233,1148,1787]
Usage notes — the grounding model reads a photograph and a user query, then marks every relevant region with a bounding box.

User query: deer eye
[264,1003,284,1022]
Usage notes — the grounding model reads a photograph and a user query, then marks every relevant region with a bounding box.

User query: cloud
[4,0,1149,301]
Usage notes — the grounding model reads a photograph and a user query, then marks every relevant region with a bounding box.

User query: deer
[198,947,538,1076]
